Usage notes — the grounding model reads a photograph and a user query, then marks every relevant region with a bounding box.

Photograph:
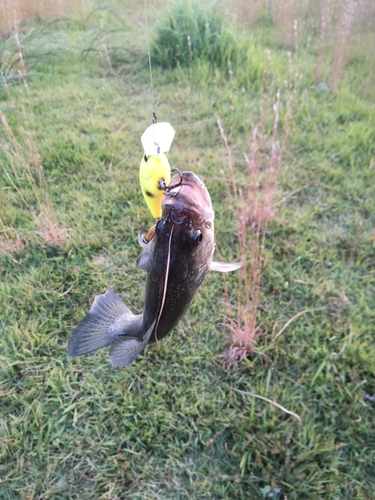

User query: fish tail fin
[109,319,156,368]
[68,290,142,357]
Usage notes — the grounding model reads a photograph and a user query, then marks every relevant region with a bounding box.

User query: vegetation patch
[151,0,267,88]
[1,0,375,498]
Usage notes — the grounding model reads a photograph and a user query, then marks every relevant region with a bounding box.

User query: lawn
[1,1,375,498]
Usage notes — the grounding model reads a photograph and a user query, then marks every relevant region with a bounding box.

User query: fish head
[159,171,215,267]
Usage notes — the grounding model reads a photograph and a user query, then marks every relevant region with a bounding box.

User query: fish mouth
[162,171,213,218]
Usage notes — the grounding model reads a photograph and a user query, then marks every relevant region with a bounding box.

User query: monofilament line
[144,0,155,112]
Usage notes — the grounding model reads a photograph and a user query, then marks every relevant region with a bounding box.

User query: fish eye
[191,229,203,246]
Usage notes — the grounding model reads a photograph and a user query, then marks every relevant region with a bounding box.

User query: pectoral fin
[209,261,242,273]
[136,236,156,272]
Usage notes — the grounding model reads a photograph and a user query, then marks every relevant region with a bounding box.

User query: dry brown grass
[331,0,357,89]
[218,88,294,370]
[0,0,176,35]
[0,0,86,35]
[315,0,333,82]
[0,111,73,252]
[226,0,265,28]
[0,219,25,256]
[226,0,374,91]
[272,0,297,47]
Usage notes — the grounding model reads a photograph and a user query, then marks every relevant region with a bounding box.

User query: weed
[219,89,288,370]
[80,6,130,75]
[0,21,72,91]
[315,0,333,83]
[0,0,83,35]
[151,0,257,76]
[152,0,227,69]
[272,0,296,47]
[331,0,357,89]
[151,0,269,91]
[228,0,264,28]
[0,219,25,255]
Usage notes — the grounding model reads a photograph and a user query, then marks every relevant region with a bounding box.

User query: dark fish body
[141,172,215,343]
[68,171,241,367]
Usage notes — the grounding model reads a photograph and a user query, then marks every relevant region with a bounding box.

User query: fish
[68,171,241,368]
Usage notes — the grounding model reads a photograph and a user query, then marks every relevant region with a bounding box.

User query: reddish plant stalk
[331,0,357,89]
[219,92,283,370]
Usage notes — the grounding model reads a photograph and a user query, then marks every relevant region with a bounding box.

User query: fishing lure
[139,121,175,219]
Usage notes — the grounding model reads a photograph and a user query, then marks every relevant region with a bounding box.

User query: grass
[151,0,242,70]
[1,0,375,498]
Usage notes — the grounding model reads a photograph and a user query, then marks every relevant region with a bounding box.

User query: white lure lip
[141,122,175,156]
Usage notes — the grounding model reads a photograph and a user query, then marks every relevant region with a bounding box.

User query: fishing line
[154,224,174,343]
[144,0,156,121]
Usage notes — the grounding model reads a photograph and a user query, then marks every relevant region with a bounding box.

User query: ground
[1,1,375,498]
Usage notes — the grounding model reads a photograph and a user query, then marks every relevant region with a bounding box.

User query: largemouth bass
[68,171,241,367]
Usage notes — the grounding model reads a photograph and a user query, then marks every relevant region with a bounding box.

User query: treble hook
[165,168,183,194]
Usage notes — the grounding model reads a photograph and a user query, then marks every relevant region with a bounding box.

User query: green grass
[151,0,241,69]
[1,1,375,498]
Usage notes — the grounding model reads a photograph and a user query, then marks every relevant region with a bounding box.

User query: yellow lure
[139,153,171,218]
